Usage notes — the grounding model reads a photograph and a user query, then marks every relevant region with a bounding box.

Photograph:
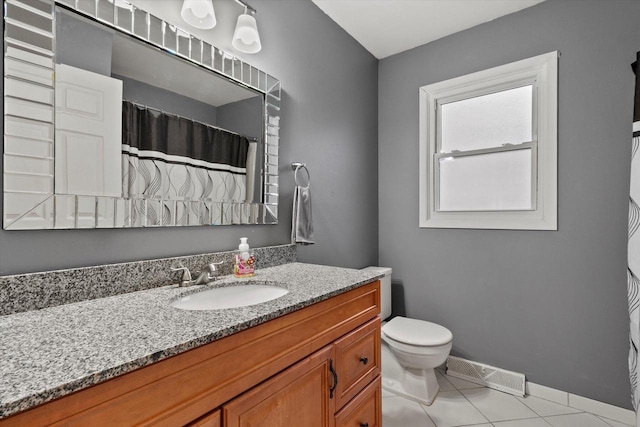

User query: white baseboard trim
[526,381,636,426]
[525,382,568,406]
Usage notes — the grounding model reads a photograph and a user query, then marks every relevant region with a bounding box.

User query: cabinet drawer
[335,376,381,427]
[333,318,380,409]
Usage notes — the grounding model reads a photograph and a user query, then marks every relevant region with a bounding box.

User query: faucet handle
[171,265,192,286]
[208,261,224,272]
[202,262,224,280]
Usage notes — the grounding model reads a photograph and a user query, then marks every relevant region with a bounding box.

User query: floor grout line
[596,414,635,427]
[515,395,561,423]
[384,375,634,427]
[596,415,616,427]
[456,387,493,426]
[434,375,497,427]
[417,398,438,427]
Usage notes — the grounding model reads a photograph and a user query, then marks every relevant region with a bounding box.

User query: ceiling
[59,6,258,108]
[311,0,546,59]
[111,32,259,107]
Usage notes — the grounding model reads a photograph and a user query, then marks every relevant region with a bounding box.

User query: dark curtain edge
[634,51,640,123]
[122,101,250,169]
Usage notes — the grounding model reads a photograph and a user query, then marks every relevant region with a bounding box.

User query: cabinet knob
[360,423,369,427]
[359,356,368,365]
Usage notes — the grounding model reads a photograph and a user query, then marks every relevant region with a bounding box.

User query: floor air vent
[446,356,525,397]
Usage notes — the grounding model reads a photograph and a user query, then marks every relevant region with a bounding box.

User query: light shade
[108,0,133,10]
[181,0,216,30]
[232,12,261,54]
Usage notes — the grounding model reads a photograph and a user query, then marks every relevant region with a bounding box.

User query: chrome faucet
[171,262,223,287]
[193,262,223,285]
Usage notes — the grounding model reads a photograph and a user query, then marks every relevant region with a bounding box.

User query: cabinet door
[223,346,334,427]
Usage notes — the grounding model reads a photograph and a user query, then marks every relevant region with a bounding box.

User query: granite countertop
[0,262,382,419]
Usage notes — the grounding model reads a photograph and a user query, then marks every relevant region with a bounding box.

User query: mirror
[3,0,280,229]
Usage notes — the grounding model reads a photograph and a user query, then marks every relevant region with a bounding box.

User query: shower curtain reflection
[627,51,640,412]
[121,101,250,226]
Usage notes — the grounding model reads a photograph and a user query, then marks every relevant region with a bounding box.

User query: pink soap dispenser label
[234,253,255,277]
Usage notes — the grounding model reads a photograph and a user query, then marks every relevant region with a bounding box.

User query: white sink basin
[171,283,289,310]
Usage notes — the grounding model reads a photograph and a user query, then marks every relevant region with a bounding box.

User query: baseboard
[526,381,635,426]
[525,382,568,406]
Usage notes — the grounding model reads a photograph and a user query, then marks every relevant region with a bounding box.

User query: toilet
[363,267,453,406]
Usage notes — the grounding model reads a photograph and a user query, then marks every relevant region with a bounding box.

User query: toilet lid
[382,316,452,346]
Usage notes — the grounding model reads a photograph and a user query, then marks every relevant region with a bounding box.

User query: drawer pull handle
[329,359,338,399]
[359,356,369,365]
[360,423,369,427]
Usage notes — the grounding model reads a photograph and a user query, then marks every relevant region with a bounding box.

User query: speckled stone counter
[0,244,296,316]
[0,262,382,419]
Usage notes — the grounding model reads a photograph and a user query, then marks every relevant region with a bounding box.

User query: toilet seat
[382,316,452,346]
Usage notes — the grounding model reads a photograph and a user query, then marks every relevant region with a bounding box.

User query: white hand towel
[292,184,314,245]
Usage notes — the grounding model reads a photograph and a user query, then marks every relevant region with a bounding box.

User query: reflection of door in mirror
[54,64,123,198]
[54,64,123,228]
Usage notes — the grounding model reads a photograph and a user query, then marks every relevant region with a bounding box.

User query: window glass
[438,148,532,211]
[440,85,533,152]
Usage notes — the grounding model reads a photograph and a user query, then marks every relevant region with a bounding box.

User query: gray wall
[118,75,219,127]
[0,0,379,274]
[55,9,113,76]
[57,10,221,126]
[378,0,640,409]
[217,96,263,141]
[217,96,265,202]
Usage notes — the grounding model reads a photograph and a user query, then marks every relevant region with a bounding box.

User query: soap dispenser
[234,237,255,278]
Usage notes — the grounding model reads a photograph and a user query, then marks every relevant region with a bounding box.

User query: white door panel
[55,63,122,198]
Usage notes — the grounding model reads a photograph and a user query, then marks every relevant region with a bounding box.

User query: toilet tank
[362,267,392,320]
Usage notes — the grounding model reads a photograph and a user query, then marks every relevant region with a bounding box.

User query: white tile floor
[382,370,634,427]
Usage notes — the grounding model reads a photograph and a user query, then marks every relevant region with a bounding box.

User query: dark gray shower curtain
[120,101,251,225]
[627,51,640,411]
[122,102,250,171]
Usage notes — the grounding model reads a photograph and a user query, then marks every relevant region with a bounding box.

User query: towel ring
[292,162,310,187]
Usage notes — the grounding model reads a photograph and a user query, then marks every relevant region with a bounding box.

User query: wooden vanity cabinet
[333,319,381,410]
[0,280,381,427]
[222,318,381,427]
[222,345,335,426]
[187,409,221,427]
[335,377,382,427]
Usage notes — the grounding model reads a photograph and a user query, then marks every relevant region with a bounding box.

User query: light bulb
[181,0,216,30]
[239,28,257,44]
[190,3,209,18]
[232,13,261,54]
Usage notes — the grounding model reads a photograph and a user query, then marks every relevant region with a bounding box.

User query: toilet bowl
[362,267,453,406]
[381,316,452,405]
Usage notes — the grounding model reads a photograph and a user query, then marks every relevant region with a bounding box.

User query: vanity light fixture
[232,1,261,54]
[108,0,133,11]
[181,0,217,30]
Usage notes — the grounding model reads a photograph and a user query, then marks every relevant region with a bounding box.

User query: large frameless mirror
[3,0,280,229]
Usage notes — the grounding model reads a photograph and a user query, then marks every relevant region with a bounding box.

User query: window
[419,51,558,230]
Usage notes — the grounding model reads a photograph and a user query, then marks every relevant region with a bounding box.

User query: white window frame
[419,51,558,230]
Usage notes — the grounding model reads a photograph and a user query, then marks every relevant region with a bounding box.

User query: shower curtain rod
[123,99,259,142]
